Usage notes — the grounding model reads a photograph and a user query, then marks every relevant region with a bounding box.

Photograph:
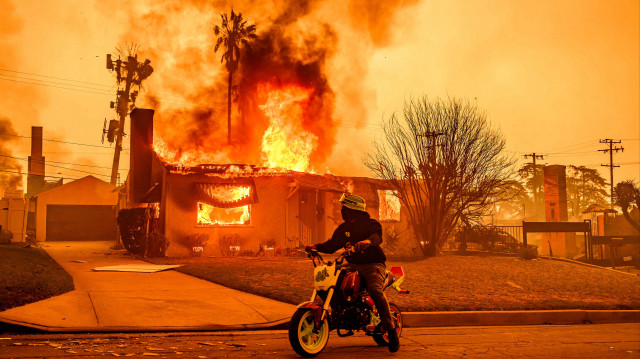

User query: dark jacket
[315,214,386,265]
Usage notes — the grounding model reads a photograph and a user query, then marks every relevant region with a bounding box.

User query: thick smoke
[113,0,418,170]
[0,0,28,190]
[0,117,23,189]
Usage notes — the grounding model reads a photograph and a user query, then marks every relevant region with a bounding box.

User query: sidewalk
[0,241,296,332]
[0,241,638,333]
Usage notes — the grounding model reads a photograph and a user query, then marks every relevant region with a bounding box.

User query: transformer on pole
[104,46,154,186]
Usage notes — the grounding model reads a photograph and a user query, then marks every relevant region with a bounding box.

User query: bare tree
[365,97,515,256]
[613,180,640,233]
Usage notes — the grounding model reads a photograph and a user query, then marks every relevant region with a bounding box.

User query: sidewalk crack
[87,292,100,327]
[233,297,269,322]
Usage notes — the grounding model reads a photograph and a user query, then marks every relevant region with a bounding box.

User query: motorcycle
[288,245,409,357]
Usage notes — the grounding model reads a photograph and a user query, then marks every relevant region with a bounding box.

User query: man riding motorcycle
[305,193,400,353]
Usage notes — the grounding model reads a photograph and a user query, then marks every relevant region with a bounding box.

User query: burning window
[195,184,254,226]
[378,190,400,222]
[197,202,250,226]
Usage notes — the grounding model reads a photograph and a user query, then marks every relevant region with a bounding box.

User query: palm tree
[213,10,257,145]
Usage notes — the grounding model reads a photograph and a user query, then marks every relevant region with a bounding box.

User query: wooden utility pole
[523,153,546,219]
[421,131,444,170]
[105,50,153,185]
[599,139,624,207]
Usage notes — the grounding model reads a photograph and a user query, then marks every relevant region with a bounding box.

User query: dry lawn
[150,254,640,312]
[0,244,74,311]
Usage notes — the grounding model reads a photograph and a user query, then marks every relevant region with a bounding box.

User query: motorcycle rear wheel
[372,302,403,346]
[288,308,330,357]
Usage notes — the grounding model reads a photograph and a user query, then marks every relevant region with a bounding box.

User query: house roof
[166,163,290,178]
[582,203,617,214]
[165,162,347,192]
[290,173,346,193]
[33,175,115,198]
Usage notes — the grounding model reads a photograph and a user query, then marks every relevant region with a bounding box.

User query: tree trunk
[422,242,438,257]
[227,71,233,145]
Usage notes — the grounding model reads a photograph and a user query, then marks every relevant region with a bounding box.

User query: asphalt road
[1,324,639,358]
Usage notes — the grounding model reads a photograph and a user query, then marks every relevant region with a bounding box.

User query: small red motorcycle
[288,246,409,357]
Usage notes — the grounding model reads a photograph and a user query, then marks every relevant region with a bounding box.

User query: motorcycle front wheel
[288,308,330,357]
[372,302,403,346]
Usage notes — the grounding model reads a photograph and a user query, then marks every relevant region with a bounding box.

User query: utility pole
[105,48,154,185]
[599,139,624,207]
[523,153,546,219]
[421,131,444,170]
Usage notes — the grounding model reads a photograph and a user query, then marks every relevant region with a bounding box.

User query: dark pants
[351,262,395,331]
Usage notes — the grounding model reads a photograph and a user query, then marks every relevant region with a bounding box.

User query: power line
[0,73,114,93]
[0,68,113,88]
[0,169,82,181]
[0,67,186,104]
[0,132,126,149]
[0,154,128,171]
[0,155,114,178]
[0,74,190,107]
[0,76,115,96]
[544,140,599,153]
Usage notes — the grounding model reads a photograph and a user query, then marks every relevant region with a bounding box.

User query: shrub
[116,208,168,257]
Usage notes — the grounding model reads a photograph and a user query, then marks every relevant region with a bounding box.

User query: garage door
[46,205,117,241]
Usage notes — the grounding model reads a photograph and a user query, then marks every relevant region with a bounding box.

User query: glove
[355,240,371,252]
[305,244,317,252]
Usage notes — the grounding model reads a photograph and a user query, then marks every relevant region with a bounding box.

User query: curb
[2,311,638,333]
[402,310,640,327]
[0,317,291,334]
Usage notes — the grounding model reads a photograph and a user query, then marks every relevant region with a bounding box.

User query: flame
[153,82,321,174]
[208,184,251,203]
[197,203,250,226]
[197,185,252,226]
[259,83,317,172]
[153,135,232,166]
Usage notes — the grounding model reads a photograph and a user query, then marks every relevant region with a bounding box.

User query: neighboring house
[33,176,118,241]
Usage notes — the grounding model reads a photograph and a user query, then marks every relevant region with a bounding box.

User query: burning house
[114,3,423,256]
[125,109,411,257]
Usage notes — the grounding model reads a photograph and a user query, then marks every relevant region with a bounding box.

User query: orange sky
[0,0,638,189]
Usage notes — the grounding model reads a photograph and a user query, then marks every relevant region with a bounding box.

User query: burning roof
[165,161,346,192]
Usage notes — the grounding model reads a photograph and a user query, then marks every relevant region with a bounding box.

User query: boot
[387,328,400,353]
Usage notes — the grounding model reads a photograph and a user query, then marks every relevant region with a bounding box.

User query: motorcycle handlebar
[306,249,324,267]
[305,243,363,267]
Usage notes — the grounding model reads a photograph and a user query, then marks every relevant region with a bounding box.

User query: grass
[150,253,640,312]
[0,244,74,312]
